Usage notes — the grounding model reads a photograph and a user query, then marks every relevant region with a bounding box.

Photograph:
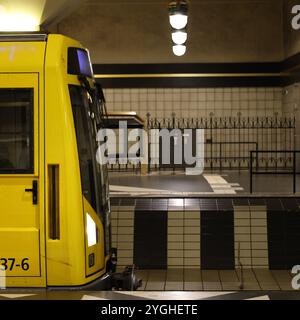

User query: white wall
[104,87,283,119]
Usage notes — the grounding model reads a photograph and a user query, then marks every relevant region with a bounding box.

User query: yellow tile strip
[95,72,288,79]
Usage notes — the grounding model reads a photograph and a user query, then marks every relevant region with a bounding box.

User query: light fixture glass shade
[172,44,186,56]
[0,5,39,31]
[172,31,187,45]
[169,14,188,30]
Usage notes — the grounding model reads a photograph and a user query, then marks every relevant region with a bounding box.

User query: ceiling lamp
[168,0,188,30]
[169,1,188,56]
[172,44,186,56]
[171,30,187,45]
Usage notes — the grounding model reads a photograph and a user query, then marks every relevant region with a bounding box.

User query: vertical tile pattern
[112,198,286,271]
[115,206,135,267]
[234,205,269,269]
[167,206,201,269]
[184,210,201,268]
[105,88,287,170]
[167,210,184,268]
[234,205,252,268]
[250,206,269,268]
[104,87,283,119]
[111,205,118,249]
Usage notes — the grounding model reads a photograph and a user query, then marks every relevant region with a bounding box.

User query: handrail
[250,150,300,194]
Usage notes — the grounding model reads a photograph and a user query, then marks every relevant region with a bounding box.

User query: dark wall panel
[201,211,234,269]
[133,210,167,269]
[268,210,300,269]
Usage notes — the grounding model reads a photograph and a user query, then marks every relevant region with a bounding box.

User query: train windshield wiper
[78,75,107,129]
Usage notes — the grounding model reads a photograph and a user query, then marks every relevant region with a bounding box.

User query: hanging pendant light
[169,1,188,56]
[172,44,186,56]
[171,30,187,45]
[168,1,188,30]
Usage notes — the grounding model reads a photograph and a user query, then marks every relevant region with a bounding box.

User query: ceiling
[0,0,87,30]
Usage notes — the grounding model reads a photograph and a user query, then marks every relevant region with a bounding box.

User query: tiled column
[184,211,201,268]
[234,205,252,268]
[111,202,119,249]
[167,210,184,268]
[234,204,269,269]
[112,201,134,267]
[250,205,269,268]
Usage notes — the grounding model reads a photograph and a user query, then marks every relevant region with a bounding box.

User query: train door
[0,74,45,286]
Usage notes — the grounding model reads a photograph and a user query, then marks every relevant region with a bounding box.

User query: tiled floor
[132,268,294,291]
[0,268,298,300]
[1,290,300,300]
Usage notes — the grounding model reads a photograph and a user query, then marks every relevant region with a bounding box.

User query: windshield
[69,85,109,216]
[69,83,110,254]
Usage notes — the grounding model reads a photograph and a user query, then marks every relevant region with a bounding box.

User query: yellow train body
[0,34,111,288]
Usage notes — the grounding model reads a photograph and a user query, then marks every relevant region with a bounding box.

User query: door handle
[25,180,38,205]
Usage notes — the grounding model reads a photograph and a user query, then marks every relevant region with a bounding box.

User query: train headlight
[86,213,97,247]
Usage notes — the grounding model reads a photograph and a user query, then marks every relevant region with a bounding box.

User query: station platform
[0,268,298,300]
[0,291,299,300]
[109,170,300,197]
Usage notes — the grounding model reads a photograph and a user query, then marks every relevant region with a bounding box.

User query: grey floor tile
[239,269,261,290]
[165,269,184,290]
[219,270,239,282]
[184,281,203,291]
[136,270,149,290]
[145,282,165,291]
[184,269,202,281]
[183,269,203,290]
[253,269,280,291]
[165,282,184,291]
[202,270,220,281]
[166,269,184,281]
[219,270,240,290]
[222,283,242,291]
[201,270,222,290]
[271,270,293,290]
[147,270,167,281]
[202,281,222,291]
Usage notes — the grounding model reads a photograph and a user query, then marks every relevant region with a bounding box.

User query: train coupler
[111,265,142,291]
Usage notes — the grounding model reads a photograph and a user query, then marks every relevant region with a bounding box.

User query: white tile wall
[104,87,283,119]
[282,83,300,149]
[167,210,201,269]
[111,207,134,267]
[234,205,269,269]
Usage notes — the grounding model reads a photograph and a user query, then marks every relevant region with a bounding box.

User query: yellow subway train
[0,33,139,290]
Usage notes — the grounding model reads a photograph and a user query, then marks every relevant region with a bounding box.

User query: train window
[69,85,98,212]
[68,48,93,78]
[0,89,33,174]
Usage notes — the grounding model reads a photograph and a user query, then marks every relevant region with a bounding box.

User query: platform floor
[0,269,298,300]
[134,269,293,291]
[109,170,300,196]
